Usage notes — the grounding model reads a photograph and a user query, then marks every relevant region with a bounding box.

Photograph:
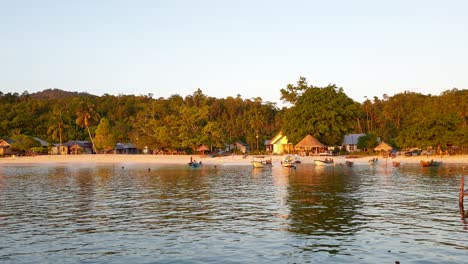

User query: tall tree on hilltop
[282,78,362,146]
[76,102,100,153]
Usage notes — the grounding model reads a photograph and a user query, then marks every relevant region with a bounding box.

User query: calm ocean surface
[1,162,467,263]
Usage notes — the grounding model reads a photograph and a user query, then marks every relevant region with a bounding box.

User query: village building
[294,134,327,156]
[0,139,14,156]
[50,144,69,155]
[61,141,93,154]
[267,131,293,154]
[226,141,249,154]
[115,143,139,154]
[343,133,365,152]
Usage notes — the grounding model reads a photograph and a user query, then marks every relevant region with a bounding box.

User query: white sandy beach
[1,153,467,166]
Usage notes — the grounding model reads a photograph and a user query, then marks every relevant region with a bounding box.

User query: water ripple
[1,163,467,263]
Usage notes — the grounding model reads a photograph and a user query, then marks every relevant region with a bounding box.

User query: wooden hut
[294,134,327,156]
[0,139,14,156]
[197,144,209,155]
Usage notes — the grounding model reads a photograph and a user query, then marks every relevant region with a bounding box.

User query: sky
[1,0,467,105]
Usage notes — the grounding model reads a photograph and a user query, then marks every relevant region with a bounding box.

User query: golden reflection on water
[1,163,468,263]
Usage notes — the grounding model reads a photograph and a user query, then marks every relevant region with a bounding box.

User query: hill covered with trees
[1,77,467,153]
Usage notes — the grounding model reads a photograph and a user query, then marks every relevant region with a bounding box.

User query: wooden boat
[281,155,296,168]
[314,158,334,166]
[392,161,400,167]
[345,161,354,167]
[420,160,442,167]
[251,156,272,168]
[188,161,202,168]
[294,155,301,163]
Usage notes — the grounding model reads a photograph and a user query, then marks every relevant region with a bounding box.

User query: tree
[201,121,224,151]
[94,118,116,152]
[280,76,309,105]
[177,105,209,150]
[10,134,41,153]
[357,133,379,150]
[76,102,100,153]
[282,79,362,146]
[47,106,66,145]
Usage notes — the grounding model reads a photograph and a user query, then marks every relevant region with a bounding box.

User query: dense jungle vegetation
[1,77,467,153]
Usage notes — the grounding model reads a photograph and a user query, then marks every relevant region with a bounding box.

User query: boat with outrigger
[251,156,272,168]
[281,155,296,168]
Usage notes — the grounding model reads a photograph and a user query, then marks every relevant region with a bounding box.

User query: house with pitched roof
[343,133,365,152]
[267,131,293,154]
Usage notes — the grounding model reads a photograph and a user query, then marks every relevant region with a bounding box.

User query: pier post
[460,176,465,208]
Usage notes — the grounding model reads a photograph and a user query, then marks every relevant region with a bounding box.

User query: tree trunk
[87,127,97,154]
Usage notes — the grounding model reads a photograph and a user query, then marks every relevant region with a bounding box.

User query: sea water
[0,162,467,263]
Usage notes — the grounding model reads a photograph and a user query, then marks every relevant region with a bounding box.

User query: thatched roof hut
[294,134,327,154]
[197,144,209,154]
[374,141,393,152]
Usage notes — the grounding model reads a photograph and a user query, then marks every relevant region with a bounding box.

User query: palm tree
[76,102,100,154]
[47,106,66,146]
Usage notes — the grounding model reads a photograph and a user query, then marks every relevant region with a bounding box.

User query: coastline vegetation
[1,77,467,154]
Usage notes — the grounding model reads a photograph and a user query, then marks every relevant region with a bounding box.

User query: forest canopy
[1,79,467,153]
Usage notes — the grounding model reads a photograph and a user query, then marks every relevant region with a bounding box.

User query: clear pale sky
[1,0,467,104]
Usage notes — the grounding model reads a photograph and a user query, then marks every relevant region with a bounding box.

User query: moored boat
[188,160,202,168]
[345,160,354,167]
[281,155,296,168]
[294,155,301,163]
[314,158,334,166]
[251,156,272,168]
[420,160,442,167]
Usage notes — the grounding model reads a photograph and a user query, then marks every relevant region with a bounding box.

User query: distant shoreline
[1,154,467,166]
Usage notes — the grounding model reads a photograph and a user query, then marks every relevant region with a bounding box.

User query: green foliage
[282,79,362,146]
[76,101,100,153]
[94,118,116,151]
[10,134,41,152]
[357,133,379,150]
[1,83,467,153]
[280,76,309,105]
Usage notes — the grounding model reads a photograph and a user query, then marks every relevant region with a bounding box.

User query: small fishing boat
[314,158,334,166]
[251,156,272,168]
[188,160,202,168]
[281,155,296,168]
[345,160,354,167]
[392,161,400,167]
[420,160,442,167]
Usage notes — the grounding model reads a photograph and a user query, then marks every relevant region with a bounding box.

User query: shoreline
[1,154,467,166]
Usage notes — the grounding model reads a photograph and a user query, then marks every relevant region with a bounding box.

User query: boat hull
[252,161,265,168]
[314,159,334,166]
[420,160,442,167]
[281,162,296,168]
